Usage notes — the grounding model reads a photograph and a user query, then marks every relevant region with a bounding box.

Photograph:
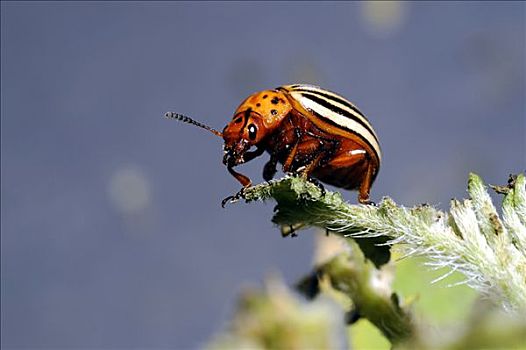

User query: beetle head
[222,89,292,167]
[222,109,267,166]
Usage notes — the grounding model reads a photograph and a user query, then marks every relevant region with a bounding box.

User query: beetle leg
[326,151,375,204]
[222,147,267,207]
[358,160,375,205]
[327,152,366,168]
[221,189,246,207]
[221,165,252,207]
[293,136,339,196]
[221,186,248,207]
[282,127,302,173]
[298,151,326,196]
[227,165,251,187]
[298,150,324,176]
[263,156,278,182]
[306,175,326,196]
[241,146,265,163]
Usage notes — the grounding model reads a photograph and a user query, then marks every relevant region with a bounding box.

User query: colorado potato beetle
[165,84,381,205]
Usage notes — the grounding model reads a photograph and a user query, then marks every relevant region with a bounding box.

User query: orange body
[222,85,381,204]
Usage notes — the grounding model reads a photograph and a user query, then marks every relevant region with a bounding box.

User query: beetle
[165,84,381,206]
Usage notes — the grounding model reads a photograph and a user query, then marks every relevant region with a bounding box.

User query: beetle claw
[221,195,236,208]
[221,188,247,208]
[359,199,377,206]
[306,176,326,197]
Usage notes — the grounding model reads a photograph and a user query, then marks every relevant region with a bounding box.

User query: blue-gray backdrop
[1,2,525,349]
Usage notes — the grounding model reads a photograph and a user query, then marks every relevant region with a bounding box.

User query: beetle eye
[247,124,257,140]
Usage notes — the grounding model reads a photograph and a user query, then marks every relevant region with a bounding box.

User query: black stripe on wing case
[299,92,379,144]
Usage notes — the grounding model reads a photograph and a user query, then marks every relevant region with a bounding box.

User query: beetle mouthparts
[223,152,231,166]
[223,147,247,167]
[223,149,235,166]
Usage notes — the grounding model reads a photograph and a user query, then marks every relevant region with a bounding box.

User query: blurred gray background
[1,2,524,349]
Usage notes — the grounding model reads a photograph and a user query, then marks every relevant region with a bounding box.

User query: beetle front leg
[221,166,252,207]
[227,165,252,187]
[222,147,266,207]
[242,146,265,163]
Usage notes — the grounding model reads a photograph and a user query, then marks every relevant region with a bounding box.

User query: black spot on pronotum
[263,94,268,99]
[271,109,277,116]
[256,103,261,107]
[271,97,279,105]
[235,117,243,124]
[242,108,251,129]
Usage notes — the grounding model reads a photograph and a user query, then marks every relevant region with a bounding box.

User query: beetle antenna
[164,112,223,137]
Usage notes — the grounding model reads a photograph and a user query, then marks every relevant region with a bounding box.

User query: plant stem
[242,174,526,312]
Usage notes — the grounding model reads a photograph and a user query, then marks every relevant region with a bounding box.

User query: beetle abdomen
[311,138,373,190]
[313,162,368,190]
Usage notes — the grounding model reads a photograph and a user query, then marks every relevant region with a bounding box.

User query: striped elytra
[279,84,381,164]
[166,84,381,205]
